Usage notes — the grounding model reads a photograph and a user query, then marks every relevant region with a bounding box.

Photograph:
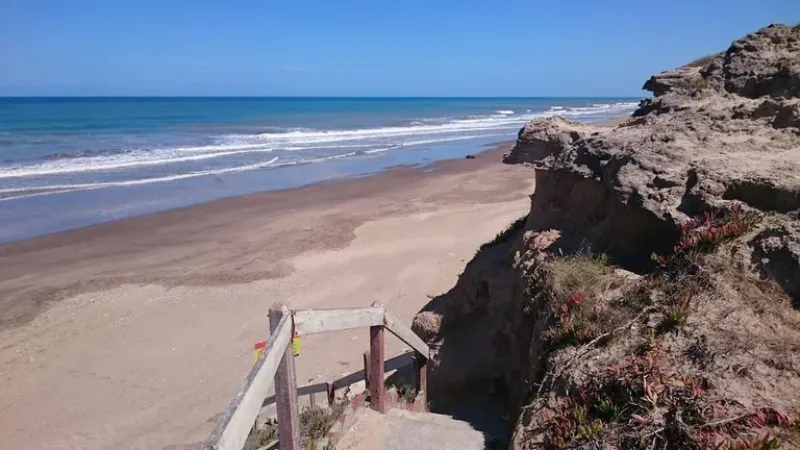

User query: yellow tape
[292,335,301,356]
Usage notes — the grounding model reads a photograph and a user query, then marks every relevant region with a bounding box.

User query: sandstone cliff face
[506,23,800,295]
[414,24,800,449]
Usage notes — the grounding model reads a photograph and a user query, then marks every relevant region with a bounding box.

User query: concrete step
[386,409,479,430]
[336,408,490,450]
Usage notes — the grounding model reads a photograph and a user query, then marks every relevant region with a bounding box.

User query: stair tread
[387,409,476,428]
[336,408,490,450]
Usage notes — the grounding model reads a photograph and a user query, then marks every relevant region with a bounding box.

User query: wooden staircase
[203,302,431,450]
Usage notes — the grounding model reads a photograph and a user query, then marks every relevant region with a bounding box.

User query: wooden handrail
[204,303,429,450]
[293,307,429,358]
[203,313,293,450]
[292,307,385,336]
[383,311,429,357]
[259,353,415,411]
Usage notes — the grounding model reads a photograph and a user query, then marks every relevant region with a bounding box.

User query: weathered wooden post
[326,382,335,405]
[414,352,428,411]
[363,350,371,390]
[269,303,301,450]
[369,302,387,413]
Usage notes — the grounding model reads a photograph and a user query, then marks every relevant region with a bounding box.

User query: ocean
[0,97,639,242]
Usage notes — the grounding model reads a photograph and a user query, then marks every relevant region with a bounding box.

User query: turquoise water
[0,97,639,241]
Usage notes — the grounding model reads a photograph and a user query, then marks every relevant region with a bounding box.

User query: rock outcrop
[414,23,800,449]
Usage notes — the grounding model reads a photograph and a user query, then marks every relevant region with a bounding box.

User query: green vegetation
[689,75,710,92]
[477,215,527,252]
[542,253,624,347]
[299,404,343,448]
[529,204,799,449]
[245,419,278,450]
[397,384,418,404]
[551,253,612,299]
[683,53,718,68]
[651,203,761,270]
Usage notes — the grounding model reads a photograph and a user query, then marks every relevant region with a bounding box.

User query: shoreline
[2,117,632,246]
[0,141,517,328]
[0,136,513,243]
[4,138,512,242]
[0,115,631,328]
[0,115,628,450]
[1,107,637,243]
[0,140,535,449]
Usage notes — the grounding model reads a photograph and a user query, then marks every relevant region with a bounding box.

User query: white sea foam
[0,145,276,179]
[248,121,513,144]
[0,102,639,183]
[0,150,388,201]
[362,133,507,154]
[0,156,280,200]
[397,133,508,148]
[364,147,392,154]
[286,152,358,165]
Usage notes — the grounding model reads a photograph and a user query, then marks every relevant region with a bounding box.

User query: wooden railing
[203,302,430,450]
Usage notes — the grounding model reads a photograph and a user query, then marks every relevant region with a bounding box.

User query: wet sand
[0,143,534,449]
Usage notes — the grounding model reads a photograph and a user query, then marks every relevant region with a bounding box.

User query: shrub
[397,384,417,404]
[551,253,612,299]
[542,254,621,347]
[658,290,693,333]
[478,215,527,252]
[530,203,798,449]
[300,405,338,444]
[684,54,718,68]
[245,420,278,450]
[689,75,710,92]
[652,203,761,272]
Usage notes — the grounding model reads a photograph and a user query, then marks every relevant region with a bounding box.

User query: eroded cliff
[415,23,800,449]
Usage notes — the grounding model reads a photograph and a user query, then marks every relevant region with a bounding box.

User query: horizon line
[1,95,644,99]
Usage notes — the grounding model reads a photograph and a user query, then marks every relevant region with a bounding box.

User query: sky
[1,0,798,97]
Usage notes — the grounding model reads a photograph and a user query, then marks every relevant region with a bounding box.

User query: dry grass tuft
[299,404,343,446]
[540,253,635,348]
[478,215,527,252]
[683,53,719,68]
[397,384,418,404]
[551,253,614,300]
[244,420,278,450]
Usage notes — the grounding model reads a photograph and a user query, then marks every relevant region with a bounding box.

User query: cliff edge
[414,24,800,449]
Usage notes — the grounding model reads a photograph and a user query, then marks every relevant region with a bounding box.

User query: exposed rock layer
[414,23,800,448]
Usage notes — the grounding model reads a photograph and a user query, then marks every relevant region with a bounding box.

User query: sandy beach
[0,144,533,449]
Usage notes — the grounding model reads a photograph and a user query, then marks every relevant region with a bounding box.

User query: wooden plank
[292,307,384,336]
[383,311,430,358]
[297,382,329,397]
[259,383,328,414]
[203,313,293,450]
[414,352,428,411]
[269,304,300,450]
[369,325,387,413]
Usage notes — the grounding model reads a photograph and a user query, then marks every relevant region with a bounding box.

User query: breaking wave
[0,101,639,200]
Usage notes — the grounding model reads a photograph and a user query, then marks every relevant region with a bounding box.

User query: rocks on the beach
[465,154,476,159]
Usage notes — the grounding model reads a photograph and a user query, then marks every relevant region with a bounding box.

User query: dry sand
[0,144,534,449]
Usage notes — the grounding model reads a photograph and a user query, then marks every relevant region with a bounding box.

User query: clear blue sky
[1,0,798,97]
